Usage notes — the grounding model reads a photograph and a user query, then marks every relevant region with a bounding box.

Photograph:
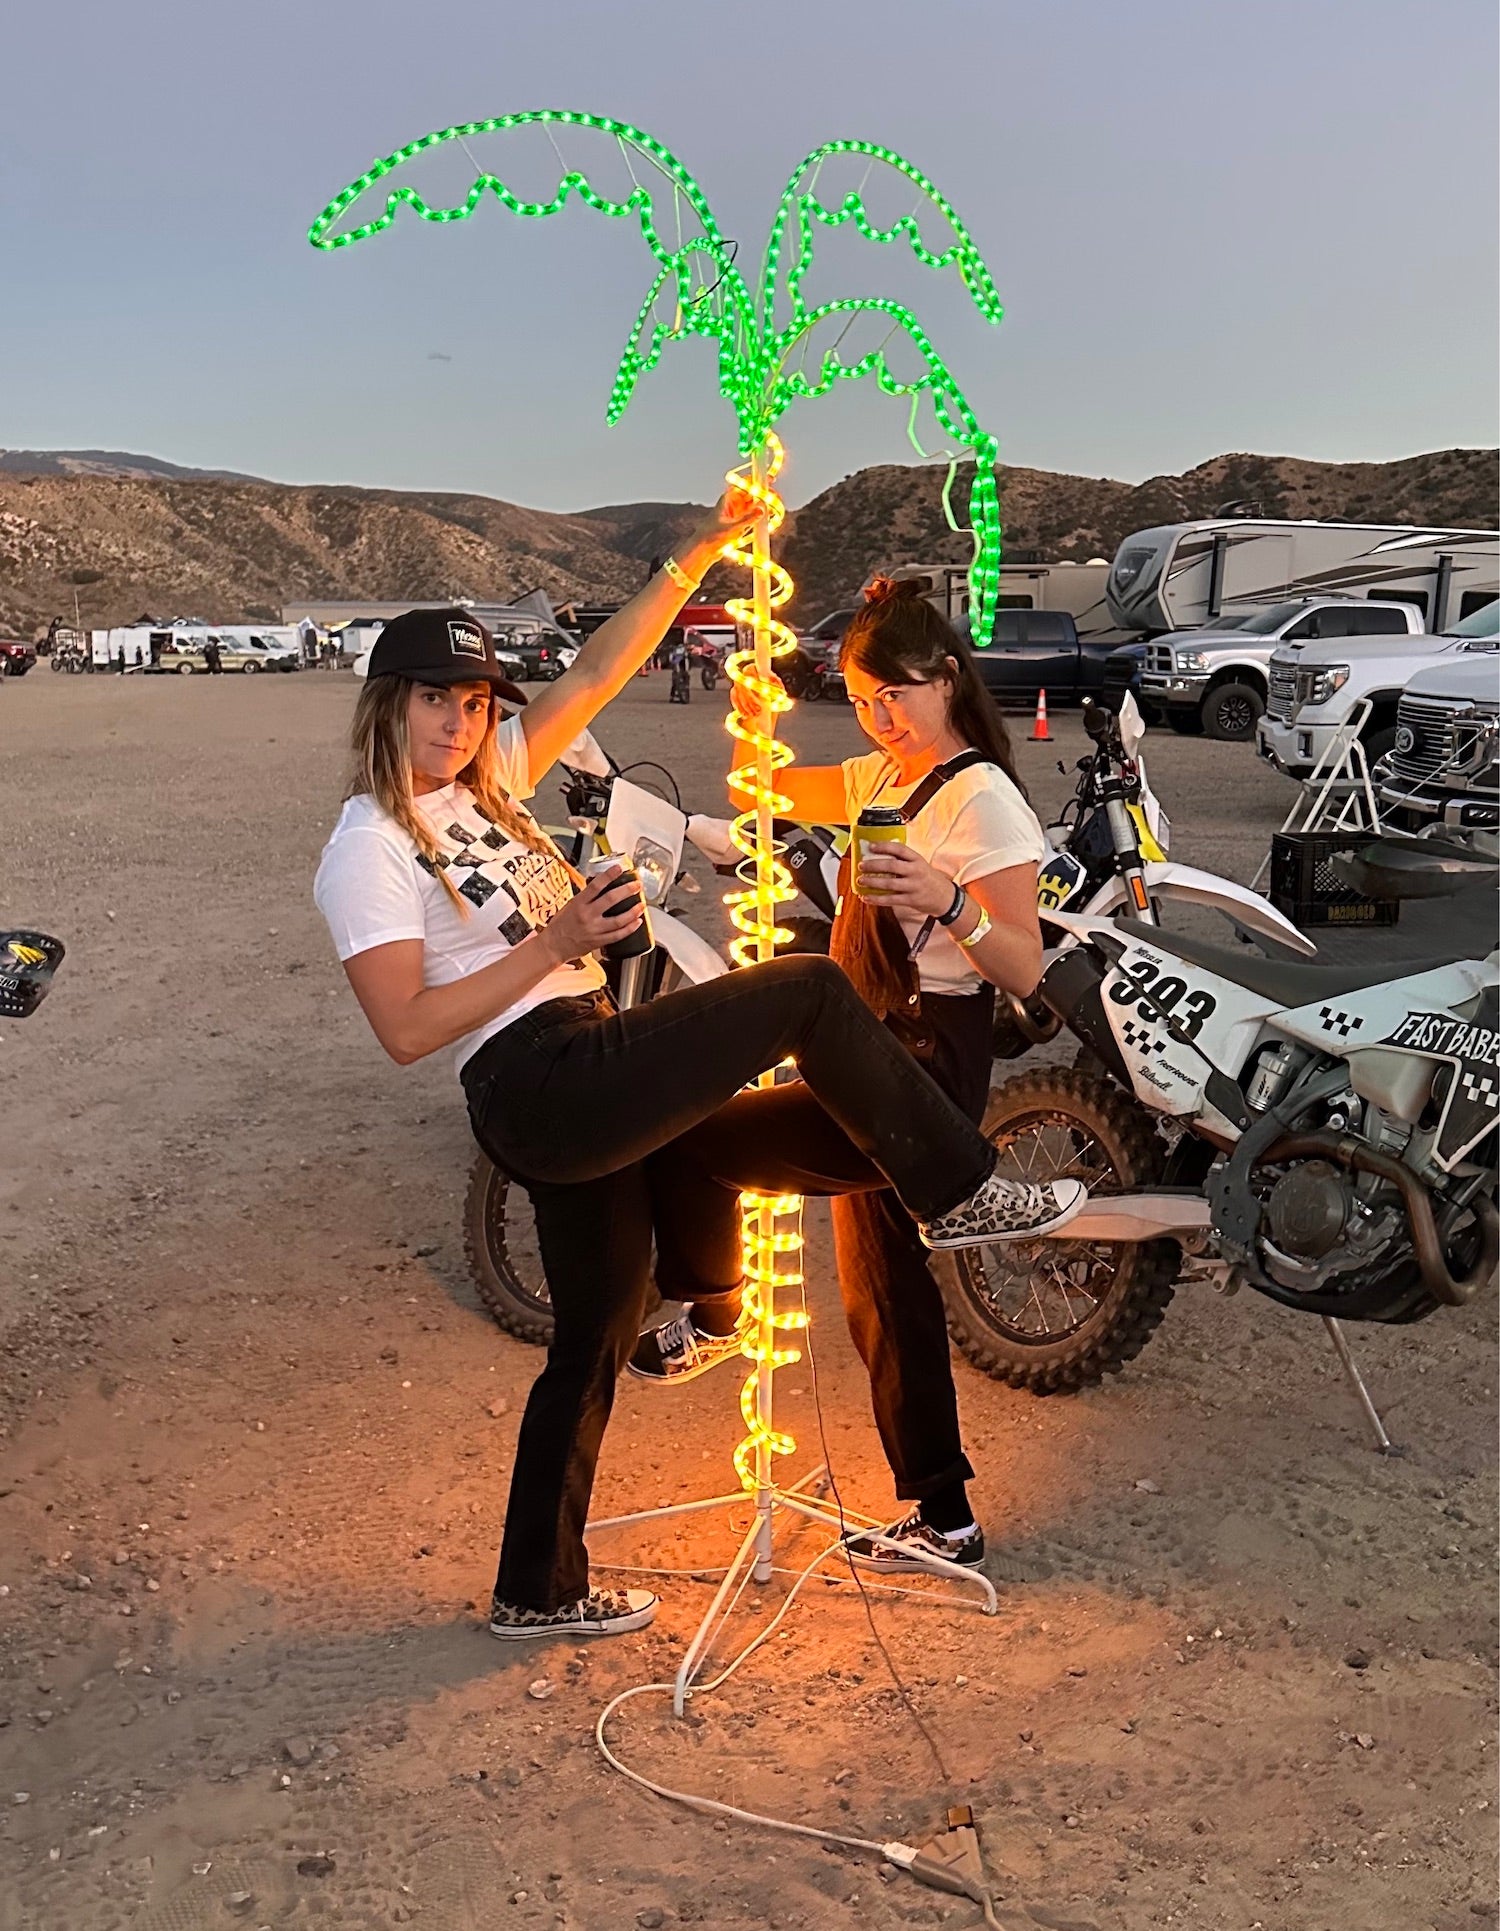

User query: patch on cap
[448,621,485,660]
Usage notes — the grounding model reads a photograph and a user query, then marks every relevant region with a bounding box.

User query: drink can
[587,856,653,959]
[852,806,907,899]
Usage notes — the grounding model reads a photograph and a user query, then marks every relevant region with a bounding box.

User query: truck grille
[1267,664,1297,721]
[1384,696,1467,783]
[1145,645,1174,675]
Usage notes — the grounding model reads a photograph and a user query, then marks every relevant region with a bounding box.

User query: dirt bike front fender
[1084,862,1317,956]
[650,907,730,985]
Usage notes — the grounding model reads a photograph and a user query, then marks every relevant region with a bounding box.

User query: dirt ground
[1,668,1494,1931]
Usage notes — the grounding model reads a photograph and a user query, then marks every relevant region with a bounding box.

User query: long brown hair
[838,577,1027,798]
[346,676,563,907]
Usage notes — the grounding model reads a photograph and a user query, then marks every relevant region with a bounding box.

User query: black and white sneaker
[488,1586,659,1641]
[627,1309,745,1384]
[918,1175,1087,1251]
[844,1510,986,1573]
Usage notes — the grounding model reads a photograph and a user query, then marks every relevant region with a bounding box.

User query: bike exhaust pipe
[1264,1131,1499,1309]
[1038,1191,1212,1242]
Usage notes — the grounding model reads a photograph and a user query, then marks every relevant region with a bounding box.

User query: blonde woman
[313,510,1085,1644]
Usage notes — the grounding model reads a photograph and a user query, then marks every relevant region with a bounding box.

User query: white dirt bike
[467,697,1315,1343]
[941,844,1498,1427]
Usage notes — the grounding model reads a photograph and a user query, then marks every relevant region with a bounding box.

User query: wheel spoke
[963,1106,1131,1343]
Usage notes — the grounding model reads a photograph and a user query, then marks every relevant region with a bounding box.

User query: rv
[879,559,1121,642]
[1106,518,1499,637]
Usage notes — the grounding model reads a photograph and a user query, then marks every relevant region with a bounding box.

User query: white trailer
[1106,518,1499,636]
[881,559,1120,641]
[90,624,207,669]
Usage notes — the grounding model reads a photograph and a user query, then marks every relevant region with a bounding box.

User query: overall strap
[894,749,995,822]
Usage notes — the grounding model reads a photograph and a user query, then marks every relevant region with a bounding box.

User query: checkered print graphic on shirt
[414,798,574,947]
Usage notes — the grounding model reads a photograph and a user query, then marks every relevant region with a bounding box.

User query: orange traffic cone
[1029,688,1052,742]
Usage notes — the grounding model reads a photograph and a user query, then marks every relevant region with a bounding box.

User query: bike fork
[1101,775,1156,924]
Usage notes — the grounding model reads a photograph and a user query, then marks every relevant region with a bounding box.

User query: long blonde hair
[346,677,564,906]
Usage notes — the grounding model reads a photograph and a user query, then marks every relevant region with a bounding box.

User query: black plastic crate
[1270,831,1400,929]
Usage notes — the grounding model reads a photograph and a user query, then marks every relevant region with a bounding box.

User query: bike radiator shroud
[1043,935,1280,1139]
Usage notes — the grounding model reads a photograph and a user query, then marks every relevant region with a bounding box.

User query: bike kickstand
[1322,1316,1400,1456]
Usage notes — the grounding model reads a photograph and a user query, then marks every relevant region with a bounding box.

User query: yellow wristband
[955,906,993,950]
[661,555,701,594]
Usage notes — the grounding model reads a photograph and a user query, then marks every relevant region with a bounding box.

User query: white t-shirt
[841,751,1045,995]
[313,712,605,1073]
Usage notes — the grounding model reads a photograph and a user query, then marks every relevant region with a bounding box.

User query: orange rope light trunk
[719,435,807,1509]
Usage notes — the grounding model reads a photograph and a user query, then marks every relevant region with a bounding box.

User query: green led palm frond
[309,114,1005,637]
[765,294,1002,635]
[761,140,1004,336]
[308,111,756,426]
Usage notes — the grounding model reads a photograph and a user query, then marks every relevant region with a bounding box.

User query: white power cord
[592,1314,1008,1925]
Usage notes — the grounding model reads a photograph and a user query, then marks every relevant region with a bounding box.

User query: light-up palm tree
[309,117,1004,1561]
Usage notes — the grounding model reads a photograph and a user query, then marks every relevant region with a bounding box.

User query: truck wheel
[1166,711,1203,736]
[1202,682,1263,742]
[936,1067,1179,1393]
[1362,725,1397,766]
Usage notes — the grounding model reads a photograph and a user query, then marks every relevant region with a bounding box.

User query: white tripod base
[589,1464,998,1717]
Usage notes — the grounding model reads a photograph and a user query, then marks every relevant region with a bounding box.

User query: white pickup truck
[1376,626,1500,838]
[1257,598,1499,780]
[1139,597,1424,742]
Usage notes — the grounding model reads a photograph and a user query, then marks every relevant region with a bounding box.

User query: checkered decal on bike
[1318,1006,1365,1038]
[1460,1066,1498,1106]
[1119,1016,1170,1059]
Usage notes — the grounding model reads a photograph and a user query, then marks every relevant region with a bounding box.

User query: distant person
[203,637,223,675]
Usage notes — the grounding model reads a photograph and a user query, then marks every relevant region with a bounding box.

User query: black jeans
[461,953,996,1610]
[650,988,995,1506]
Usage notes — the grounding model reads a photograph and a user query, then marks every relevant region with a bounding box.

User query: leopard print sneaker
[488,1586,659,1641]
[918,1175,1087,1251]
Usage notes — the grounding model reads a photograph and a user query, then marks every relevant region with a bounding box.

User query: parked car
[0,640,37,677]
[495,621,578,682]
[962,609,1127,706]
[1258,597,1500,779]
[1375,639,1500,837]
[241,637,301,673]
[801,606,857,651]
[1139,598,1425,742]
[147,636,268,674]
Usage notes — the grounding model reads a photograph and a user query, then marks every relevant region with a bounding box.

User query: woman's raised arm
[519,491,756,781]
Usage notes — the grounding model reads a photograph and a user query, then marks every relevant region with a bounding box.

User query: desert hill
[0,446,1492,637]
[780,447,1499,618]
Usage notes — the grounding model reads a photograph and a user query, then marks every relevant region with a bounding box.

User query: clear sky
[4,0,1496,510]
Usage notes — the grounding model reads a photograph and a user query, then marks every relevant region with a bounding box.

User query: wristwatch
[955,906,993,950]
[936,881,967,927]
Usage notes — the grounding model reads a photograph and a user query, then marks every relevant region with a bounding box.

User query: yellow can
[852,807,907,898]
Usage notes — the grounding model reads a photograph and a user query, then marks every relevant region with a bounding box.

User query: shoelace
[656,1311,700,1362]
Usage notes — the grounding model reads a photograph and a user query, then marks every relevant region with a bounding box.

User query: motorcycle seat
[1114,920,1471,1007]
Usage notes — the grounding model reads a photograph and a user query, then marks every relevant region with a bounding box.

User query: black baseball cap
[366,607,526,706]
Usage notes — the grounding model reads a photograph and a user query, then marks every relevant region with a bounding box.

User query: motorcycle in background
[938,844,1497,1438]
